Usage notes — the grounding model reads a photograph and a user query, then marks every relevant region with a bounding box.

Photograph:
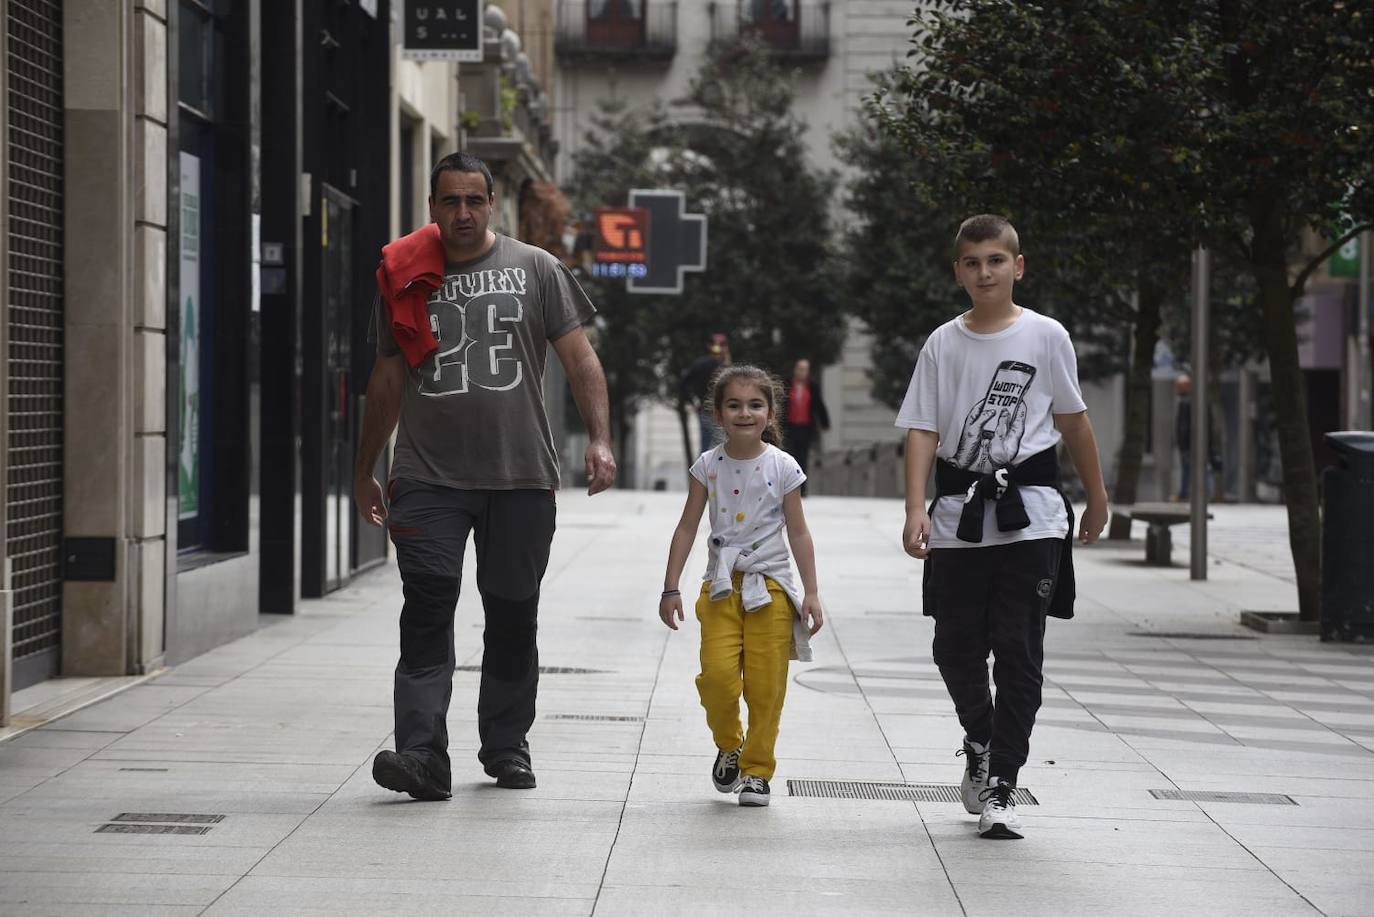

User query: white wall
[390,54,461,239]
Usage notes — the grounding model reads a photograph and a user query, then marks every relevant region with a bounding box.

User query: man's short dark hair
[430,152,494,198]
[954,214,1020,258]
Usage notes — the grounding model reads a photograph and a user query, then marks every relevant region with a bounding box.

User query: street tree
[876,0,1374,619]
[569,36,848,467]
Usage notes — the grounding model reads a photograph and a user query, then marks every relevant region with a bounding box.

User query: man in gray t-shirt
[355,153,616,801]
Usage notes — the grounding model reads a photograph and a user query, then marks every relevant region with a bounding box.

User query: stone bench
[1113,502,1211,566]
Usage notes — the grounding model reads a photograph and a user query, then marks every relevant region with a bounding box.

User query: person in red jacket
[781,359,829,496]
[355,152,616,801]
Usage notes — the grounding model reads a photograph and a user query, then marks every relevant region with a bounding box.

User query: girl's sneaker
[957,738,990,814]
[712,747,742,793]
[738,775,770,807]
[977,777,1023,839]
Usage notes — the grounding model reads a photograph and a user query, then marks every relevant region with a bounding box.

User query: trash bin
[1321,431,1374,641]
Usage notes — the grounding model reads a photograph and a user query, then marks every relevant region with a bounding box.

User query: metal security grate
[454,665,608,675]
[111,813,225,824]
[788,780,1039,805]
[7,0,64,684]
[118,767,169,772]
[545,714,644,722]
[96,824,212,836]
[1150,789,1296,805]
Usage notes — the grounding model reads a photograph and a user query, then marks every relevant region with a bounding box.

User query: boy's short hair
[954,214,1020,259]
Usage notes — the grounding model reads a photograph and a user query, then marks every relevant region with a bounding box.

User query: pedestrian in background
[679,333,731,453]
[355,152,616,802]
[658,364,824,808]
[781,358,829,495]
[898,214,1108,839]
[1173,373,1221,500]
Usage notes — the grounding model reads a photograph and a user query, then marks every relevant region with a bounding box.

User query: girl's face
[716,380,772,445]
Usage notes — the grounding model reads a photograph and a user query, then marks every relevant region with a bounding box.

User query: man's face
[430,170,494,253]
[793,360,811,382]
[953,235,1024,306]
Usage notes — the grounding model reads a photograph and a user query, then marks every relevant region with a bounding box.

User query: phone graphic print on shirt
[953,360,1036,473]
[417,268,527,397]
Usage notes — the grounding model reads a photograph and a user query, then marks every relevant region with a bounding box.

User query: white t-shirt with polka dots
[689,443,813,662]
[690,442,805,565]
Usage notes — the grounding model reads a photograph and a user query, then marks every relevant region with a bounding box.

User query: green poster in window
[179,152,201,520]
[1330,232,1362,278]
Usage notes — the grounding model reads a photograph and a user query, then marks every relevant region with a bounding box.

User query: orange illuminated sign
[594,208,650,264]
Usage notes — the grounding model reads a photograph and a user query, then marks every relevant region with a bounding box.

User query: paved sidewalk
[2,493,1372,916]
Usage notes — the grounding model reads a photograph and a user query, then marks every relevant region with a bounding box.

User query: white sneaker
[978,777,1023,839]
[738,775,771,807]
[957,738,990,814]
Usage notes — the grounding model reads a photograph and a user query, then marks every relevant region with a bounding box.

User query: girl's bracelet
[660,589,680,598]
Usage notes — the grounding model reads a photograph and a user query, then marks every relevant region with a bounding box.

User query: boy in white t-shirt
[896,214,1108,839]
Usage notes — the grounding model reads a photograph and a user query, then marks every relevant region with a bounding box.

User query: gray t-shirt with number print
[374,233,596,490]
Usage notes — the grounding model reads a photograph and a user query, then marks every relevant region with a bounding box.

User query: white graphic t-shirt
[895,307,1087,548]
[375,234,596,489]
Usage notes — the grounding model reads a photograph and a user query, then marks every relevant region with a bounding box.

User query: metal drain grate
[96,824,211,836]
[788,780,1038,805]
[545,714,644,722]
[118,767,168,772]
[1150,789,1296,805]
[1128,632,1256,640]
[453,665,608,675]
[111,813,224,824]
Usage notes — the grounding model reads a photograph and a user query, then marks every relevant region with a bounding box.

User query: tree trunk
[1253,222,1322,620]
[1108,283,1165,539]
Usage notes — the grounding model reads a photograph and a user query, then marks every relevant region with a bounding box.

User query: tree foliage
[567,36,848,450]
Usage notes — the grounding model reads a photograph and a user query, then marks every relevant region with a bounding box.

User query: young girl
[658,364,824,807]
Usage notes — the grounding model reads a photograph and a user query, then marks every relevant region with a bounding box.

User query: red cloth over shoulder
[376,223,444,367]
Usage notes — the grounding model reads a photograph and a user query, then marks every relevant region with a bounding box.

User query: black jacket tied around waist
[922,446,1077,620]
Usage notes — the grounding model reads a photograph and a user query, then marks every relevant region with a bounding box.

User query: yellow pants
[695,575,793,781]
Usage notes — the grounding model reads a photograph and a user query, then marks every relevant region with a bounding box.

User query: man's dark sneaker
[712,747,742,793]
[372,750,451,801]
[738,775,770,807]
[487,759,537,789]
[957,737,990,814]
[978,777,1023,839]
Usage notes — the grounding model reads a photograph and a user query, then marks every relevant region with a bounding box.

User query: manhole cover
[1127,632,1256,640]
[1150,789,1296,805]
[787,780,1038,805]
[453,665,608,675]
[96,824,211,836]
[545,714,644,722]
[111,813,225,824]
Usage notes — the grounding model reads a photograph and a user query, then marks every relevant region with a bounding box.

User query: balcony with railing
[708,1,831,61]
[555,1,678,64]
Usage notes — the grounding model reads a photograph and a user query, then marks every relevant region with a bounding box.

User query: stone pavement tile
[0,839,267,876]
[247,825,610,892]
[602,800,947,890]
[1245,848,1374,917]
[0,801,309,849]
[1216,723,1360,747]
[44,758,359,795]
[0,740,99,781]
[0,872,238,908]
[46,684,211,733]
[1223,823,1374,853]
[203,878,594,917]
[12,727,127,751]
[1,906,200,916]
[593,883,959,917]
[924,811,1263,870]
[947,860,1315,917]
[4,787,329,817]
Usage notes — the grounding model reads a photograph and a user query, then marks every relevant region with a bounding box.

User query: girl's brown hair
[707,364,785,446]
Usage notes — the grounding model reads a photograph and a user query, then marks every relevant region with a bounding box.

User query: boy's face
[953,234,1024,307]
